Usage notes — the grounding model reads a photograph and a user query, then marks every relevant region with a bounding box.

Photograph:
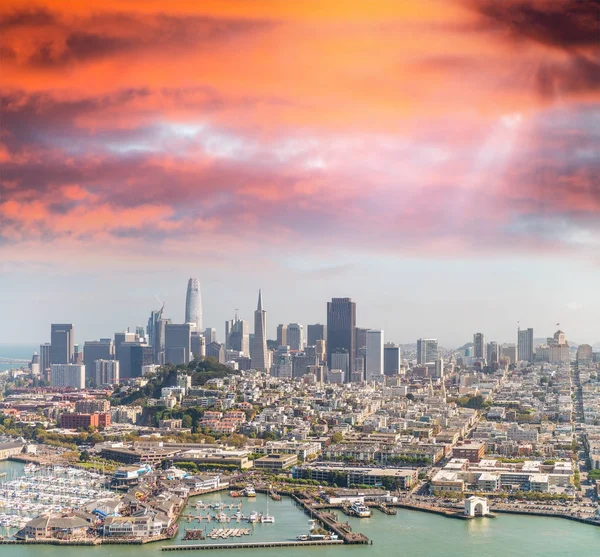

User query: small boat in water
[247,511,259,523]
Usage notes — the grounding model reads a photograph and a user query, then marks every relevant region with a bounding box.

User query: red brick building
[452,442,485,463]
[60,412,111,429]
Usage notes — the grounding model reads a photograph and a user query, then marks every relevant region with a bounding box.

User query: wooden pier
[162,540,345,551]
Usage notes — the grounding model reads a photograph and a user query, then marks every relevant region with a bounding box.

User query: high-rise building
[417,338,438,364]
[146,306,164,348]
[153,318,171,364]
[315,339,326,363]
[203,328,217,345]
[327,298,356,378]
[50,324,74,365]
[473,333,485,359]
[84,340,114,386]
[273,348,293,379]
[185,278,203,331]
[226,314,250,356]
[206,341,225,363]
[383,343,401,376]
[293,352,318,378]
[165,323,192,365]
[286,323,304,351]
[114,332,137,362]
[434,358,445,379]
[365,329,384,382]
[486,341,499,364]
[251,290,269,371]
[352,356,365,383]
[331,352,349,382]
[307,324,326,346]
[96,360,120,386]
[276,324,287,347]
[50,364,85,389]
[355,327,368,353]
[517,327,534,363]
[39,343,51,379]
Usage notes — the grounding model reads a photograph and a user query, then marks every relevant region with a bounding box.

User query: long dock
[162,540,344,551]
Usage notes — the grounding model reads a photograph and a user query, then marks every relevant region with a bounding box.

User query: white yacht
[350,502,372,518]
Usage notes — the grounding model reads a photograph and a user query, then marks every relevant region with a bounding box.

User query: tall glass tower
[251,290,269,371]
[185,278,203,331]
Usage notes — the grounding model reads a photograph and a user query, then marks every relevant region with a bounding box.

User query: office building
[486,341,499,364]
[417,338,438,364]
[95,360,120,386]
[39,343,51,379]
[331,352,349,382]
[203,328,217,345]
[327,298,356,378]
[225,314,250,356]
[114,332,137,362]
[383,343,401,376]
[307,324,326,346]
[352,357,365,383]
[84,340,114,385]
[273,347,293,379]
[473,333,485,359]
[50,324,74,365]
[434,358,444,379]
[206,341,225,363]
[293,352,318,378]
[315,339,326,363]
[165,323,192,365]
[276,324,287,347]
[517,327,534,363]
[185,278,203,331]
[50,364,85,389]
[251,290,269,371]
[500,343,518,364]
[366,329,384,382]
[73,344,83,364]
[147,305,165,348]
[287,323,304,351]
[355,327,368,353]
[577,344,593,363]
[30,353,40,375]
[153,318,171,364]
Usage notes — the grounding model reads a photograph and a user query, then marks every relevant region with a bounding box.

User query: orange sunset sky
[1,0,599,345]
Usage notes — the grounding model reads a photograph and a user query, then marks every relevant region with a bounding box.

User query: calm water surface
[0,464,598,557]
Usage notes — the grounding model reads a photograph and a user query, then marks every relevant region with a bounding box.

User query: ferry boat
[350,502,372,517]
[244,486,256,497]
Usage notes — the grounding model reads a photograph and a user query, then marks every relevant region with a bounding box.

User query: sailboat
[261,498,275,523]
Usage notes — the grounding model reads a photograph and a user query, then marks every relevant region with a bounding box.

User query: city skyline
[1,0,599,347]
[0,282,599,350]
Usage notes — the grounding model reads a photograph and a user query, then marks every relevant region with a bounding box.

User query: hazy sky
[1,0,599,348]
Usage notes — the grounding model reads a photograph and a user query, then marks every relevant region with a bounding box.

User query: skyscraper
[383,343,401,376]
[331,352,349,382]
[185,278,203,331]
[251,290,268,370]
[486,341,499,364]
[286,323,304,351]
[473,333,485,359]
[165,323,192,365]
[276,324,287,347]
[226,313,250,356]
[417,338,438,364]
[355,327,369,353]
[366,329,384,382]
[50,364,85,389]
[307,324,326,346]
[39,343,51,379]
[327,297,356,378]
[517,327,534,363]
[84,340,114,385]
[50,323,74,365]
[96,360,120,386]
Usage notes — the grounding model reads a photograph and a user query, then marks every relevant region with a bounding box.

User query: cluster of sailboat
[0,464,112,522]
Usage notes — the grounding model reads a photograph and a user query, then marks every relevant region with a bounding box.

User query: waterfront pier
[162,540,345,551]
